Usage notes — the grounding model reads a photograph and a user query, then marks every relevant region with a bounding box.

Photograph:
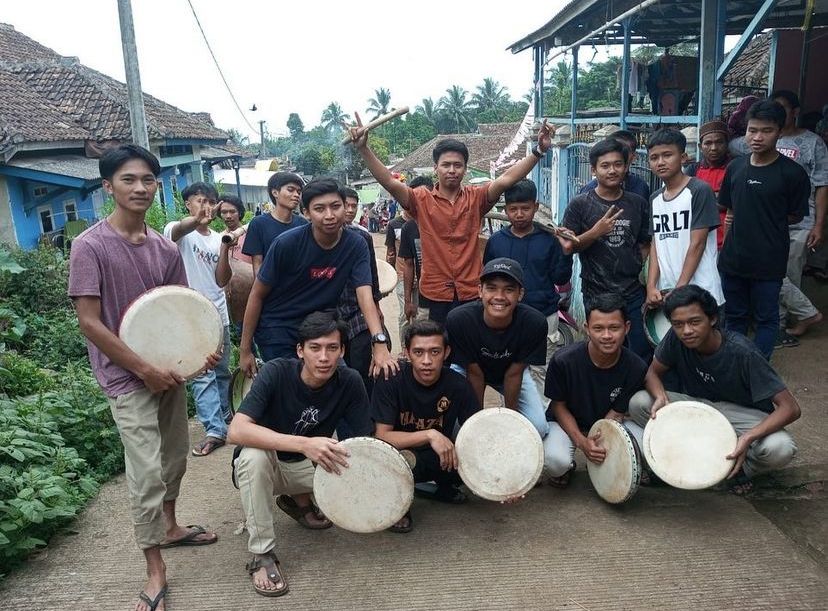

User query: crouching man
[228,312,371,597]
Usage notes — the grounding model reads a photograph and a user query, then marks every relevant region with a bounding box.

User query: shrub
[0,351,54,398]
[18,311,88,370]
[0,246,71,316]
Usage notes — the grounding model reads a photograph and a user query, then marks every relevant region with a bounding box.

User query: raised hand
[537,119,554,153]
[342,112,368,148]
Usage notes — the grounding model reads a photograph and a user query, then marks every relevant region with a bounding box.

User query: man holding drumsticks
[346,113,554,324]
[229,312,372,597]
[69,145,219,611]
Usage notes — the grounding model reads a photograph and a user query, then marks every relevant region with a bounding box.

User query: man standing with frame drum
[627,285,801,494]
[543,293,648,487]
[372,320,480,532]
[229,312,372,597]
[69,145,219,611]
[345,114,554,324]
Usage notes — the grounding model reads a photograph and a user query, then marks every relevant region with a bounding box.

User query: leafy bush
[18,311,88,370]
[0,352,54,398]
[0,246,70,316]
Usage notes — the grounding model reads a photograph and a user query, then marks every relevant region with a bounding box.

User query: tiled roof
[0,23,227,156]
[392,122,528,175]
[722,31,770,93]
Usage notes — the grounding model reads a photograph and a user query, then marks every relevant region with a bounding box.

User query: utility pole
[116,0,149,149]
[258,120,267,158]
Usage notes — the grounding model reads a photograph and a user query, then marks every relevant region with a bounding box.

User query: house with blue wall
[0,23,240,249]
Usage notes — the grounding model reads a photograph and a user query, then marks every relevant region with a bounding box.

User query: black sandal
[137,585,167,610]
[728,470,754,496]
[246,551,289,597]
[389,511,413,534]
[547,462,575,488]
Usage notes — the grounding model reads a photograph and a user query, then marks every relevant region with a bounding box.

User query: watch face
[374,333,388,343]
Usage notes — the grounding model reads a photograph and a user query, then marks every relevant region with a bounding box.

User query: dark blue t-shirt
[241,212,307,258]
[256,224,372,355]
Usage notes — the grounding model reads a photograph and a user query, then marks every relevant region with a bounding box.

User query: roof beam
[717,0,778,80]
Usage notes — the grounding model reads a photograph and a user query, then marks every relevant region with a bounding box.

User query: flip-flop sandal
[246,552,289,597]
[547,462,575,488]
[728,470,754,496]
[388,511,413,534]
[276,495,332,529]
[775,331,800,348]
[137,585,168,610]
[159,524,218,548]
[414,483,467,504]
[192,436,226,456]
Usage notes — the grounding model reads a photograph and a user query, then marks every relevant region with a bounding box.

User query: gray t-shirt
[731,131,828,230]
[655,329,786,413]
[68,219,188,397]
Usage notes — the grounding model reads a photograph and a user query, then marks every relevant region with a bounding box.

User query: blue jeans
[623,287,652,362]
[450,364,550,438]
[190,324,231,439]
[721,273,782,360]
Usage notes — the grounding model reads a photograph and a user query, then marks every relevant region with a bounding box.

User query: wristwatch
[371,332,389,345]
[531,146,545,159]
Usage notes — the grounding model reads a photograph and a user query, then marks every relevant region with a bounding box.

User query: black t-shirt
[656,329,786,414]
[718,154,810,280]
[238,358,372,460]
[241,212,307,258]
[544,342,647,431]
[371,362,480,443]
[385,216,405,251]
[398,219,421,279]
[445,301,547,386]
[561,190,650,300]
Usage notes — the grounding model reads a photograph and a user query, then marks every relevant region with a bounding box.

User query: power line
[185,0,259,136]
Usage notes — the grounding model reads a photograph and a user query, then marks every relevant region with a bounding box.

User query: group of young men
[66,92,816,607]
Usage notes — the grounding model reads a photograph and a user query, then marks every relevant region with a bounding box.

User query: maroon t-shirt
[68,219,188,397]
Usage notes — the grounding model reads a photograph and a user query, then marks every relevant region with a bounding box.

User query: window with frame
[64,199,78,222]
[33,186,48,197]
[38,207,54,233]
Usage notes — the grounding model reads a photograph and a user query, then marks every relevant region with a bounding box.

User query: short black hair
[746,100,786,130]
[99,144,161,181]
[267,172,304,205]
[408,175,434,190]
[404,319,448,349]
[589,138,629,167]
[647,128,687,153]
[297,311,348,347]
[504,179,537,204]
[432,138,469,164]
[612,129,638,149]
[340,187,359,202]
[217,194,244,217]
[663,284,719,322]
[770,89,800,110]
[181,181,218,202]
[585,293,628,322]
[301,178,343,209]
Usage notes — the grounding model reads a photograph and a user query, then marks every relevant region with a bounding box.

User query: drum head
[119,286,223,380]
[313,437,414,533]
[643,401,737,490]
[228,368,253,415]
[644,307,671,347]
[586,419,641,504]
[455,408,544,502]
[376,259,398,296]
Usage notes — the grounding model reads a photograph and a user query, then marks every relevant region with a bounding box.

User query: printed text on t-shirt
[310,267,337,280]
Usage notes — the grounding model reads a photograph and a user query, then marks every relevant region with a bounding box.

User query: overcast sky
[4,0,569,140]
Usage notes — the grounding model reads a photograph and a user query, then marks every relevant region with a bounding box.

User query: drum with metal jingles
[586,419,641,504]
[644,290,673,347]
[119,286,223,379]
[312,437,414,533]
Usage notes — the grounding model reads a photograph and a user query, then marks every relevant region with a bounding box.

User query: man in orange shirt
[347,116,554,323]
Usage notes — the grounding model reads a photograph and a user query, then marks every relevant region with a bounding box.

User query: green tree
[286,113,304,140]
[438,86,475,133]
[320,102,350,132]
[472,78,510,120]
[544,60,572,115]
[226,128,249,146]
[415,97,439,128]
[296,147,324,175]
[366,87,392,119]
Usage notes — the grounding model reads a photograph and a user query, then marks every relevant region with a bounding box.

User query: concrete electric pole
[117,0,150,149]
[259,120,267,159]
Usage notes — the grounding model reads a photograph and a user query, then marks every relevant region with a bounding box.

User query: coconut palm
[320,102,350,132]
[366,87,392,119]
[415,97,438,126]
[471,78,510,116]
[438,86,475,133]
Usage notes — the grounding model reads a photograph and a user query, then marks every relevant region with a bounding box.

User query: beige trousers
[234,447,315,554]
[107,385,188,549]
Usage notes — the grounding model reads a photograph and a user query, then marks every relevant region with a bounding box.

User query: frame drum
[313,437,414,533]
[455,408,544,502]
[119,286,223,380]
[643,401,737,490]
[586,419,641,504]
[644,306,672,347]
[376,258,398,297]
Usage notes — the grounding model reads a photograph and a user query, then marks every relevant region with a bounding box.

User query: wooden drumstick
[341,107,410,145]
[222,225,247,244]
[484,212,581,244]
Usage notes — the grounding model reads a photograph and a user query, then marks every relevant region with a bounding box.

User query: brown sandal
[246,551,289,597]
[192,436,225,456]
[276,495,332,529]
[547,462,575,488]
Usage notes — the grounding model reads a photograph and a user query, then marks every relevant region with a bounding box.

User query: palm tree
[438,86,475,133]
[320,102,350,132]
[545,61,572,115]
[415,97,439,127]
[366,87,392,119]
[471,78,510,117]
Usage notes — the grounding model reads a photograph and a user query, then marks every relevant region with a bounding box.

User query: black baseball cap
[480,257,524,287]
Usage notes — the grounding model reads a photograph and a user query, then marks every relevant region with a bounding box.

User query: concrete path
[2,234,826,610]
